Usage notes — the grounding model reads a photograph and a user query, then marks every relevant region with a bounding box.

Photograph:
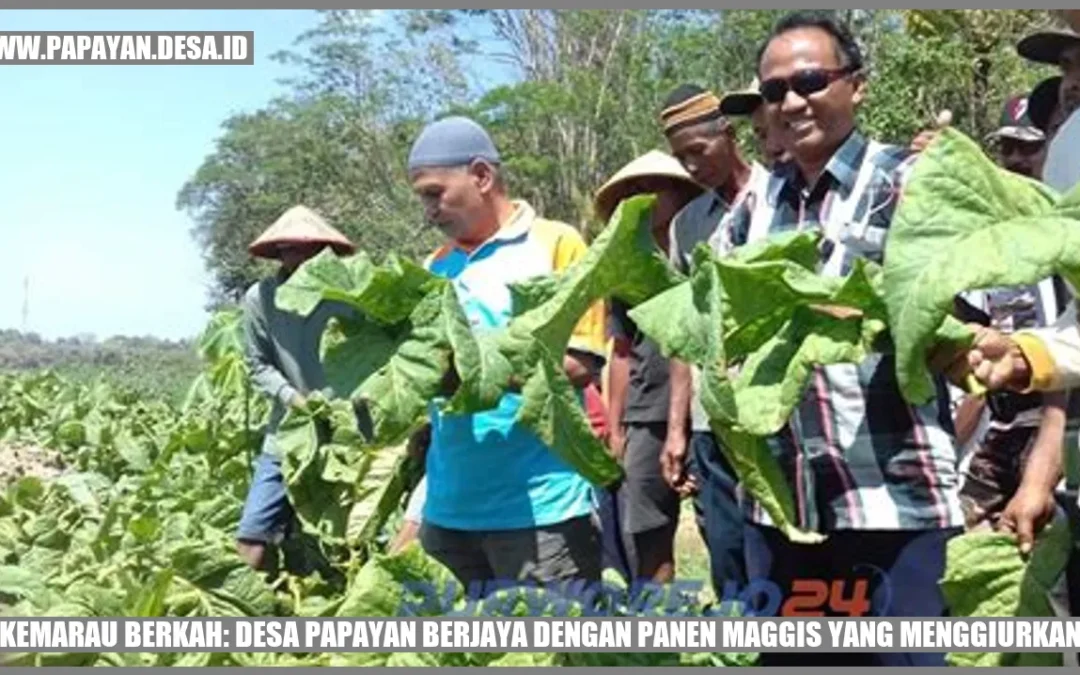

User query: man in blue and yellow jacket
[404,116,608,591]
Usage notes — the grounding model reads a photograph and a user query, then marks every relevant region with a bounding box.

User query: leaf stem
[964,373,987,398]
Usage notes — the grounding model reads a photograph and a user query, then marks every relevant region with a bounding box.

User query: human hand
[910,110,953,153]
[997,484,1056,555]
[288,391,308,409]
[927,322,988,390]
[660,432,697,497]
[967,327,1032,393]
[608,426,628,463]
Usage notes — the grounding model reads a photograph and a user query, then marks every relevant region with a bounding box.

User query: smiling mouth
[786,119,817,133]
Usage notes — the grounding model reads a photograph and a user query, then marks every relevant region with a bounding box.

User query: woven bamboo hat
[593,150,703,222]
[248,205,356,260]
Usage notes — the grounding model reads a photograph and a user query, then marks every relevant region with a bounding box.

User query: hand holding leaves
[272,196,680,489]
[884,128,1080,404]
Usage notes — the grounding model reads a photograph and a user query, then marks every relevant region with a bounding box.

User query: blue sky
[0,9,509,342]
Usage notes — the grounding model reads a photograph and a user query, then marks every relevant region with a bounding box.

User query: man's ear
[470,160,497,194]
[851,71,868,108]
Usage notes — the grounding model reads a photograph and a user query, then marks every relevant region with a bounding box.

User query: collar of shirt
[704,189,726,216]
[769,129,869,208]
[705,161,769,216]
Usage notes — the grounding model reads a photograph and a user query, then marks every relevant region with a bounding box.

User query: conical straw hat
[248,205,356,259]
[594,150,703,222]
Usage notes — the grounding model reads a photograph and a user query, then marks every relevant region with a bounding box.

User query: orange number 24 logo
[780,579,872,617]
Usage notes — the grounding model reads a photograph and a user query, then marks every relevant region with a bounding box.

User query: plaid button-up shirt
[726,130,965,532]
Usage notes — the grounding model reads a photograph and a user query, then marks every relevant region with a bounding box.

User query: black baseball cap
[985,95,1045,144]
[719,79,764,117]
[1017,29,1080,65]
[1028,76,1062,133]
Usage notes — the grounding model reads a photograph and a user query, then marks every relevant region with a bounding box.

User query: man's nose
[781,87,806,113]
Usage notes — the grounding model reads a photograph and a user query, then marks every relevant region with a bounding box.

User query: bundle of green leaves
[274,195,684,491]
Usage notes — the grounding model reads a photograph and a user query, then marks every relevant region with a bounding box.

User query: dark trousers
[687,432,747,592]
[744,523,962,666]
[595,486,634,584]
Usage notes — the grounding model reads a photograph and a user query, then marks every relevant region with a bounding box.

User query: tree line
[177,9,1063,306]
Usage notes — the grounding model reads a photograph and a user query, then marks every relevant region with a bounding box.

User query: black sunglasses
[760,67,856,104]
[998,138,1045,156]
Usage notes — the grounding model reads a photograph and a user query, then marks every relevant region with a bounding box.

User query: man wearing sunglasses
[725,12,965,666]
[656,84,768,602]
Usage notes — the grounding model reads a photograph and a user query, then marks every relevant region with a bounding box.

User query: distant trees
[178,9,1061,302]
[0,329,199,404]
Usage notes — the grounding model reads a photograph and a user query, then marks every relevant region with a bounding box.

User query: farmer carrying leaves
[405,116,608,592]
[594,150,703,583]
[657,83,767,601]
[723,12,965,666]
[236,205,357,571]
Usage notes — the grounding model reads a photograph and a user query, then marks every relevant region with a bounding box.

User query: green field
[0,313,749,667]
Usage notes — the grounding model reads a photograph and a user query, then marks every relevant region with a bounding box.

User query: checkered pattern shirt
[726,130,964,532]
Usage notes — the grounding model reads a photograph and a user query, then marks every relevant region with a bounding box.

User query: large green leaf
[940,521,1072,666]
[319,315,411,400]
[194,308,246,365]
[276,249,439,325]
[504,194,682,352]
[718,255,841,362]
[351,289,453,448]
[632,250,798,541]
[441,288,515,415]
[0,565,48,603]
[167,540,279,617]
[731,260,889,436]
[276,398,348,542]
[346,444,411,551]
[628,249,725,375]
[277,397,410,548]
[884,128,1080,403]
[336,546,457,617]
[516,342,622,486]
[729,229,822,268]
[732,306,867,436]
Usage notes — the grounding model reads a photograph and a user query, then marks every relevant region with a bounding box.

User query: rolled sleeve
[1016,304,1080,392]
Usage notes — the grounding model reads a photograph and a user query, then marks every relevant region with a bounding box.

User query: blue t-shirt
[421,202,605,531]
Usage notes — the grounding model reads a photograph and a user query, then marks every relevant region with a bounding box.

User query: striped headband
[661,91,726,134]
